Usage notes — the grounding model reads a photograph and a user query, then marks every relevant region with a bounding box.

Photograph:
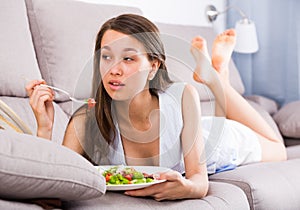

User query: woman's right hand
[25,79,55,140]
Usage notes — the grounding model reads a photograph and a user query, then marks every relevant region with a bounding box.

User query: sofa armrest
[245,95,278,115]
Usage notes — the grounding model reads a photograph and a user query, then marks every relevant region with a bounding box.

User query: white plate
[95,165,170,191]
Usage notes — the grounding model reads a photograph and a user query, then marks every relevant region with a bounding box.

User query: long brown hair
[91,14,173,146]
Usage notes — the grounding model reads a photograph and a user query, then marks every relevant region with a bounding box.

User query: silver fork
[22,76,95,104]
[40,84,95,104]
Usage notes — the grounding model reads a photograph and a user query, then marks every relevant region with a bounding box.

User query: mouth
[108,81,125,86]
[108,80,125,91]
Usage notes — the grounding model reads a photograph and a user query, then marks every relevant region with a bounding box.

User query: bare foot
[212,29,236,81]
[190,36,213,84]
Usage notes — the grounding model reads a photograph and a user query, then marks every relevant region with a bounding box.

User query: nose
[109,61,123,76]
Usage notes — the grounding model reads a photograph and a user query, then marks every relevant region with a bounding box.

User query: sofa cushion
[286,145,300,159]
[63,181,249,210]
[0,0,41,97]
[156,22,245,101]
[0,130,106,201]
[273,101,300,138]
[0,199,43,210]
[209,159,300,210]
[25,0,142,102]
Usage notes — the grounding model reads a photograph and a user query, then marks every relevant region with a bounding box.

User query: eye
[123,57,134,62]
[101,54,112,61]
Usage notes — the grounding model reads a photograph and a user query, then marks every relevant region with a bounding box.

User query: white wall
[78,0,226,32]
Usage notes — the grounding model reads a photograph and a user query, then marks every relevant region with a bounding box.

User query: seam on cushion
[214,194,232,209]
[206,195,231,209]
[24,0,52,85]
[201,198,216,210]
[209,178,254,210]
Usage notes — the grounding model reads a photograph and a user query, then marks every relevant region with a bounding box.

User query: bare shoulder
[65,106,89,135]
[181,83,201,125]
[63,105,91,154]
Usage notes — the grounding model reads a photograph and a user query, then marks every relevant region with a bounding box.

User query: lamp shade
[234,19,259,53]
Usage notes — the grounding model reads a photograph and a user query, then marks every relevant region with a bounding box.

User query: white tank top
[106,82,186,173]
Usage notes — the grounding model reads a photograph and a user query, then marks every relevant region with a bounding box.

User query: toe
[191,36,206,50]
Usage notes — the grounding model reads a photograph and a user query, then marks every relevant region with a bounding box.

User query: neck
[114,90,158,125]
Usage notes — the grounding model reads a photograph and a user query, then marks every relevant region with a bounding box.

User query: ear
[148,59,160,81]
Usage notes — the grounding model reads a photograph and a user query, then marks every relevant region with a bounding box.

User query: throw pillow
[0,130,106,201]
[273,101,300,138]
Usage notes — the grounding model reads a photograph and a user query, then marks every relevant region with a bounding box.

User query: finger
[35,95,54,115]
[45,101,55,121]
[25,79,46,96]
[124,183,164,197]
[159,170,182,182]
[30,87,54,113]
[128,189,170,202]
[155,195,177,202]
[30,85,52,108]
[153,193,164,201]
[124,188,153,197]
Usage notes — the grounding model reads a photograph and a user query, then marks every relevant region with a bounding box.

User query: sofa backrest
[0,0,42,98]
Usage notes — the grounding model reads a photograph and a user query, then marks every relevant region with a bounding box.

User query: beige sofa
[1,0,300,209]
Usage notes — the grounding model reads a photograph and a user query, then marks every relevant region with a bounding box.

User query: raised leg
[191,29,286,162]
[190,36,226,116]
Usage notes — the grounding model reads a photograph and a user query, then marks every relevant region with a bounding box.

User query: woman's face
[99,30,154,101]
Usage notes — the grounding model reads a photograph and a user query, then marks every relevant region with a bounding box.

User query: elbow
[192,178,209,199]
[200,180,209,198]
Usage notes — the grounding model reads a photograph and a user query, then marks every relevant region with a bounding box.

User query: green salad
[102,166,155,185]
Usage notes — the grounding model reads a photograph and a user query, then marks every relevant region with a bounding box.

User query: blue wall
[227,0,300,106]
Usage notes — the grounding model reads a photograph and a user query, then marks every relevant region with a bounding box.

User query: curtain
[227,0,300,106]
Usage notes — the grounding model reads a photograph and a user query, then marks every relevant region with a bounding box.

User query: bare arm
[180,84,209,198]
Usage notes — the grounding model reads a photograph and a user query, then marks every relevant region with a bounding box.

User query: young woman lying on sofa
[26,14,286,201]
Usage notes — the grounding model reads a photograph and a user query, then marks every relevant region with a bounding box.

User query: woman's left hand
[124,170,192,201]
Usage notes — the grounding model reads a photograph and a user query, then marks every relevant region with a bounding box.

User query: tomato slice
[105,174,111,182]
[87,98,96,108]
[124,174,132,181]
